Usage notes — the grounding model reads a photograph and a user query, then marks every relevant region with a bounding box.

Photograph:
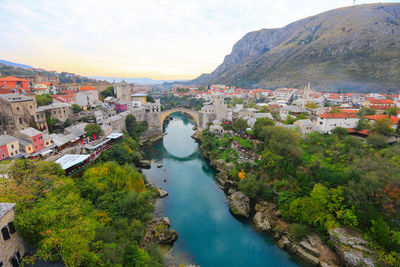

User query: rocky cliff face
[193,3,400,92]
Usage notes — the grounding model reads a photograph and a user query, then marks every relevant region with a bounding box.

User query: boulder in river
[228,191,250,218]
[329,227,376,267]
[158,189,168,198]
[253,212,272,232]
[138,160,151,169]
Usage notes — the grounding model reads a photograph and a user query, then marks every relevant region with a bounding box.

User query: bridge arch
[160,108,200,128]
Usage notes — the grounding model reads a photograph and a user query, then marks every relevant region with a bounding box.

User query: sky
[0,0,398,80]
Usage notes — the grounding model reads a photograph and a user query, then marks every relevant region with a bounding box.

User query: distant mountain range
[89,76,188,85]
[0,59,33,69]
[192,3,400,92]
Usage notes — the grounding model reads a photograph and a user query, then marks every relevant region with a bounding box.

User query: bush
[290,223,312,241]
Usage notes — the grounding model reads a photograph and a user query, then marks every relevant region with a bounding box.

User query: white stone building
[317,113,359,134]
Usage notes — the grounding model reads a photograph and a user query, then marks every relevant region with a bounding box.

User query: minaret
[302,82,310,108]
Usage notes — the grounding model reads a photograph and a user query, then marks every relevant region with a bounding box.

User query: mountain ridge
[0,59,33,69]
[192,3,400,92]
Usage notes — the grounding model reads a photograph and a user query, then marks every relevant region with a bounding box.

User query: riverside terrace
[55,132,124,176]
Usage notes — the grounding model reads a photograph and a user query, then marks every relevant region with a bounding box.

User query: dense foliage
[35,94,53,106]
[84,124,102,138]
[159,94,205,111]
[100,86,115,99]
[201,118,400,265]
[0,159,161,266]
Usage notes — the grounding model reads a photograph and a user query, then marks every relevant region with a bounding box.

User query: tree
[146,95,155,103]
[232,118,248,133]
[85,124,102,138]
[367,133,388,149]
[331,127,349,138]
[126,115,148,140]
[35,94,52,106]
[384,107,399,116]
[359,107,376,116]
[305,102,318,109]
[232,97,244,105]
[100,86,115,99]
[252,118,275,139]
[72,104,82,114]
[373,118,394,136]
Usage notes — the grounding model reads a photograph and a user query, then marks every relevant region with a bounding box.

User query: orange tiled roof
[0,76,29,82]
[364,115,399,124]
[320,112,359,119]
[367,98,394,104]
[79,86,96,91]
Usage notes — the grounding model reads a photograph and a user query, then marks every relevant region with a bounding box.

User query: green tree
[126,115,148,140]
[331,127,349,138]
[232,118,248,133]
[85,124,102,138]
[123,241,151,267]
[252,118,275,139]
[372,118,394,136]
[384,107,399,116]
[305,102,318,109]
[72,104,82,114]
[359,107,376,116]
[367,133,388,149]
[35,94,53,106]
[146,95,155,103]
[100,86,115,99]
[232,97,244,105]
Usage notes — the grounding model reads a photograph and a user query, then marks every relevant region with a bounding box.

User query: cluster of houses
[194,84,400,137]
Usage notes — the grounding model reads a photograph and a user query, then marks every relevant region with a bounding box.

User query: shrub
[290,223,312,240]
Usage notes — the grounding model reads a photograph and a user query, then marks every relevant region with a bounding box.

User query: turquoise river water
[142,113,301,267]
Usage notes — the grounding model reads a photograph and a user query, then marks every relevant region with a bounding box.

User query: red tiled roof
[364,115,400,124]
[0,76,29,82]
[320,112,359,119]
[0,88,15,94]
[339,109,358,114]
[79,86,96,91]
[370,105,392,110]
[367,98,394,104]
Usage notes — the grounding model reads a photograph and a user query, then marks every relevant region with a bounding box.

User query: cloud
[0,0,397,79]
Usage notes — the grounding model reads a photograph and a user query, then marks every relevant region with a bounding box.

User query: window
[10,152,13,156]
[8,222,16,234]
[16,107,20,111]
[1,226,10,241]
[11,144,14,148]
[1,153,5,158]
[18,118,22,124]
[30,105,32,109]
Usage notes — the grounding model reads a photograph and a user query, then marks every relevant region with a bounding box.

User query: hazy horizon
[1,0,398,80]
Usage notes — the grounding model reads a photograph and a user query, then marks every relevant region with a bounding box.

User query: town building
[0,76,30,93]
[131,93,148,106]
[364,115,400,130]
[0,135,20,160]
[0,94,47,134]
[36,103,71,123]
[75,86,99,108]
[16,127,45,153]
[317,113,359,134]
[115,100,129,113]
[362,98,395,113]
[199,94,228,129]
[114,81,132,101]
[0,203,25,267]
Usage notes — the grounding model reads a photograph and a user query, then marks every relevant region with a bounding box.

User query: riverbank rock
[138,160,151,169]
[255,201,268,213]
[228,191,250,218]
[142,218,178,246]
[278,235,291,249]
[290,244,320,266]
[158,189,169,198]
[253,212,271,232]
[329,227,376,267]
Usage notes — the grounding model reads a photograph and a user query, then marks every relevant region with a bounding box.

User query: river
[142,113,301,267]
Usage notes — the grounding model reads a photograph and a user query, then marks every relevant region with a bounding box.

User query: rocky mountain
[192,3,400,92]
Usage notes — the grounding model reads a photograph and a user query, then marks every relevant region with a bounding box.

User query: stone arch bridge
[160,108,200,128]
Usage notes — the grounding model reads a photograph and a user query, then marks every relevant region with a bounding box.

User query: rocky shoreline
[194,130,377,267]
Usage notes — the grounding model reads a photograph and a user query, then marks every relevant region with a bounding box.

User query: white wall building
[317,113,359,134]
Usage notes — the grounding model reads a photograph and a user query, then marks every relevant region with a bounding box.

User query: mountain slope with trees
[193,3,400,92]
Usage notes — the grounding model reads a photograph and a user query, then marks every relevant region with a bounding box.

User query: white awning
[106,133,123,139]
[55,154,90,170]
